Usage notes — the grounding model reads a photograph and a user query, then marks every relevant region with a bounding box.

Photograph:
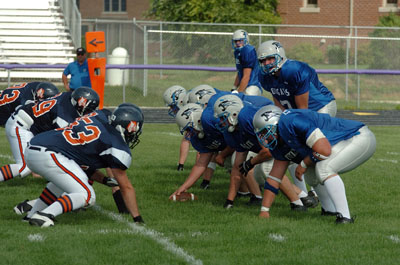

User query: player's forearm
[120,184,140,217]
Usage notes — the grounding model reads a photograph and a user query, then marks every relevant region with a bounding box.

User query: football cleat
[300,195,319,208]
[321,208,337,216]
[29,212,55,227]
[223,200,234,209]
[200,179,210,190]
[246,195,262,206]
[290,203,308,212]
[335,214,355,224]
[13,199,33,215]
[177,164,184,171]
[22,215,30,222]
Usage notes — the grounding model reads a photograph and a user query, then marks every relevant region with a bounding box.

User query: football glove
[103,177,119,187]
[239,158,254,176]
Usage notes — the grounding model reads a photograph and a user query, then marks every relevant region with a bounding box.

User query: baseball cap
[76,47,86,54]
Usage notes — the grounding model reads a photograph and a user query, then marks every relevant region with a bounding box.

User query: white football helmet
[188,84,216,108]
[232,29,249,51]
[175,103,204,139]
[257,40,287,75]
[213,94,244,133]
[252,105,282,150]
[244,85,262,96]
[163,85,187,117]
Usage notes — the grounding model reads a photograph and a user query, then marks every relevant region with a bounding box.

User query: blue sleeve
[63,64,71,75]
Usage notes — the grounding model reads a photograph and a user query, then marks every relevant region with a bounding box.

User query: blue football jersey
[0,82,38,126]
[259,60,335,111]
[272,109,364,160]
[17,92,80,135]
[223,103,270,153]
[30,111,131,170]
[234,45,261,89]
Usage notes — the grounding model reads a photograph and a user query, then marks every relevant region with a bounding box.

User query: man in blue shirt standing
[62,47,92,91]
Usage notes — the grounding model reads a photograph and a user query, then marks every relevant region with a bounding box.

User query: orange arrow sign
[85,31,106,53]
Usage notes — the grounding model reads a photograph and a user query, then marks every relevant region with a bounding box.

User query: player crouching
[24,104,145,227]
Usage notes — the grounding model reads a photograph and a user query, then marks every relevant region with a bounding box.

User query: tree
[146,0,281,64]
[369,13,400,69]
[146,0,280,24]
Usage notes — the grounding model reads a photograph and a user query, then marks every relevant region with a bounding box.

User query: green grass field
[0,124,399,265]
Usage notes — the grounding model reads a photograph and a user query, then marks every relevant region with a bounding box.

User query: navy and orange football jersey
[0,82,39,126]
[16,92,80,135]
[30,111,131,170]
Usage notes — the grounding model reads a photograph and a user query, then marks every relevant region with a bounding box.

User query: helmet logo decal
[172,90,183,102]
[181,107,197,119]
[261,111,275,121]
[195,89,213,99]
[77,97,88,107]
[218,100,238,112]
[127,121,138,133]
[36,88,44,99]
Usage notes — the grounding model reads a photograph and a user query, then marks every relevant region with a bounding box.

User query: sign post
[85,31,106,109]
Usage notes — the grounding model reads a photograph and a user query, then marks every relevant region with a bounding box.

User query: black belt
[11,115,27,128]
[28,146,51,152]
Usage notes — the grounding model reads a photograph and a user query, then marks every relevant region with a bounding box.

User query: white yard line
[377,158,398,164]
[0,154,14,161]
[268,233,286,242]
[388,235,400,244]
[94,205,203,265]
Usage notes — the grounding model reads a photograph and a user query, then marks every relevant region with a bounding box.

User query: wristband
[261,206,270,212]
[300,160,307,169]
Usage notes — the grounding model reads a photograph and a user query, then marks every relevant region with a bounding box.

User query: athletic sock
[0,164,20,181]
[324,175,351,218]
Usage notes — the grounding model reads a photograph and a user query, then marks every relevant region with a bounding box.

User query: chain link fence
[70,20,400,108]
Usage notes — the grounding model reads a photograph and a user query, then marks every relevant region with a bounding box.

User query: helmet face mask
[232,29,249,51]
[175,103,203,140]
[253,105,282,150]
[213,95,243,133]
[257,125,278,150]
[71,87,100,116]
[257,40,287,75]
[110,105,144,149]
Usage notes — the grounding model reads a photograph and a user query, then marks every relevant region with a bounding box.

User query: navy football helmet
[110,105,144,149]
[33,82,60,101]
[71,87,100,116]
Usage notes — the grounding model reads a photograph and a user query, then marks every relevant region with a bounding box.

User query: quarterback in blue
[253,106,376,224]
[232,29,262,96]
[0,82,59,126]
[257,40,336,116]
[1,87,98,182]
[24,104,145,227]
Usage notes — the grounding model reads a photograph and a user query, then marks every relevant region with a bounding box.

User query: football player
[1,87,99,182]
[231,29,262,95]
[24,104,144,227]
[213,95,314,210]
[253,106,376,223]
[0,82,59,127]
[257,40,337,199]
[163,85,190,171]
[170,103,233,198]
